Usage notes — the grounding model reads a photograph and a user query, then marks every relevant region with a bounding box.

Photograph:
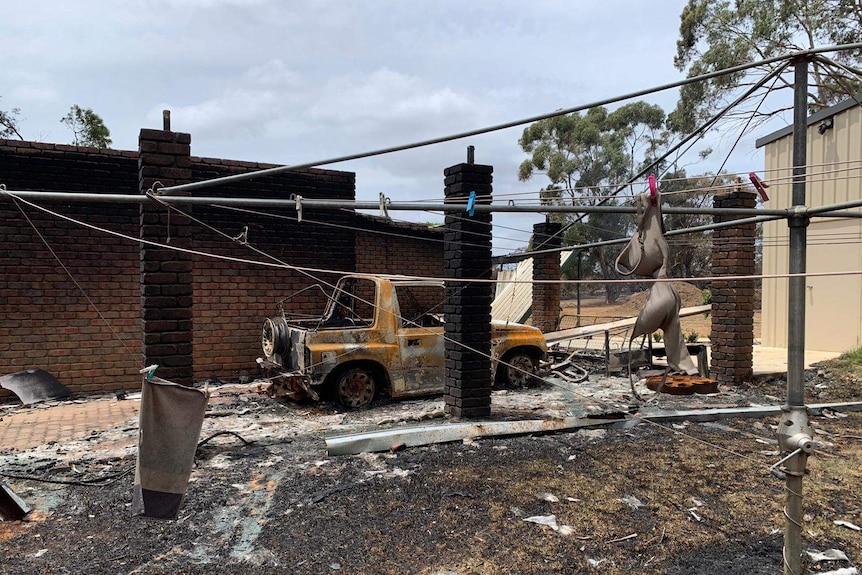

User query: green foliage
[686,331,700,343]
[701,289,713,305]
[653,332,663,343]
[0,97,23,140]
[519,102,671,303]
[61,105,112,148]
[659,170,717,280]
[672,0,862,133]
[817,347,862,381]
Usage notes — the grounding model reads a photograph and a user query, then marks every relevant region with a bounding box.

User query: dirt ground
[561,283,759,342]
[1,365,860,575]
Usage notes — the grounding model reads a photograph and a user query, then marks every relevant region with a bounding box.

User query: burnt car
[257,274,547,408]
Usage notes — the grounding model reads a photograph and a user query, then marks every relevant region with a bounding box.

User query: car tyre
[336,367,376,408]
[504,352,538,387]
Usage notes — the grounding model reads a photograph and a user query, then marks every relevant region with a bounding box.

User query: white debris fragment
[618,495,645,510]
[807,549,850,562]
[834,520,862,531]
[524,514,559,529]
[578,429,607,441]
[538,492,560,503]
[817,569,858,575]
[522,514,574,536]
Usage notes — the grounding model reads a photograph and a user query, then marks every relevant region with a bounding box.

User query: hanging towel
[132,376,208,520]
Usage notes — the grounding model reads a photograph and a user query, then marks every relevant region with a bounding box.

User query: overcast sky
[3,0,792,256]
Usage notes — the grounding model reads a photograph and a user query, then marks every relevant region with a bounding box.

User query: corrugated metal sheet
[492,251,573,324]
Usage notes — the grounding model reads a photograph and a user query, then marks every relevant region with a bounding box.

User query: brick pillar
[443,160,493,419]
[139,129,194,385]
[532,221,562,333]
[710,190,757,385]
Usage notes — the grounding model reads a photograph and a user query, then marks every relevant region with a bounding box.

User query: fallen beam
[325,401,862,456]
[544,305,711,344]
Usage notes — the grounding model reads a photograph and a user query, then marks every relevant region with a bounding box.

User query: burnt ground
[0,371,860,575]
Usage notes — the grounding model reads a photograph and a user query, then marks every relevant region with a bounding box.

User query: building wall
[1,138,445,400]
[355,214,444,279]
[188,158,358,381]
[0,142,142,399]
[761,103,862,352]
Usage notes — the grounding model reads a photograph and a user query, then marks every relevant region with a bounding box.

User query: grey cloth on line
[132,376,208,520]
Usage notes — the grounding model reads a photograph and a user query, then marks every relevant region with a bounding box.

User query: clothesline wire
[6,189,862,288]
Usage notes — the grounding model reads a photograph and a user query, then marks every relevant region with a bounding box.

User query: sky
[2,0,793,256]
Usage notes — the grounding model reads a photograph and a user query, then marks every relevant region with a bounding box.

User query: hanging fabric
[132,375,208,520]
[615,181,699,376]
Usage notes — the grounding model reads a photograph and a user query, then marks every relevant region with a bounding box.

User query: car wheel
[504,352,537,387]
[336,367,376,408]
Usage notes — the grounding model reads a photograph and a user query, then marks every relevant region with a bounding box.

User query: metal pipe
[9,188,862,220]
[155,43,862,196]
[576,251,582,327]
[784,55,811,575]
[804,196,862,216]
[1,189,787,216]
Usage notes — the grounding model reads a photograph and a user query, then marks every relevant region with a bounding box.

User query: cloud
[145,59,310,141]
[309,68,486,137]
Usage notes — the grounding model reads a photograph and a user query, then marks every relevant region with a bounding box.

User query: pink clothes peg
[648,173,657,206]
[749,172,770,201]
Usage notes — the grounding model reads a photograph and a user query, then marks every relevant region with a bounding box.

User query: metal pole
[576,251,582,327]
[782,55,814,575]
[0,190,783,216]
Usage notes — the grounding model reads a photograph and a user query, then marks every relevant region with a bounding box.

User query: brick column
[443,160,493,419]
[139,129,194,385]
[710,190,757,385]
[532,221,562,333]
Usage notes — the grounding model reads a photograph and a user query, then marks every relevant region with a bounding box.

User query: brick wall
[188,157,357,380]
[532,221,562,333]
[356,214,444,276]
[443,162,494,419]
[710,191,757,385]
[0,140,141,401]
[0,137,461,401]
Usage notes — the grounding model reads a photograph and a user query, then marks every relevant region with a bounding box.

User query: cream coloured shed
[756,96,862,353]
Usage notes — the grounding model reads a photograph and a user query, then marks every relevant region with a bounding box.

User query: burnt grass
[1,375,860,574]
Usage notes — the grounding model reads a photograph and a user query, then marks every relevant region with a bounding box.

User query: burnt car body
[258,275,547,408]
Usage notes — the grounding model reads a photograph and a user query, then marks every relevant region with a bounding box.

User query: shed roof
[754,93,862,148]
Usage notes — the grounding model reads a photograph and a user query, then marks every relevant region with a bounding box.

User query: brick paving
[0,396,139,452]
